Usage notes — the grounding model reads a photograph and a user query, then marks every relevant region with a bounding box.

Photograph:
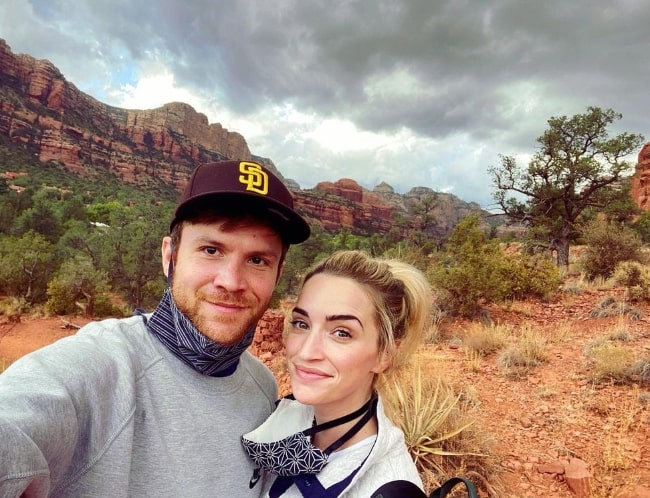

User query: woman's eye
[333,328,351,339]
[290,319,308,330]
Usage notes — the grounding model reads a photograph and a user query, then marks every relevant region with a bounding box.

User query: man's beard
[171,286,267,345]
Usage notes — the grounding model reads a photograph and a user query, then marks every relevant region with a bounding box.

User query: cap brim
[171,192,311,244]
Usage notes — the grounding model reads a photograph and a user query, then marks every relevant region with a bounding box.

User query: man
[0,160,310,497]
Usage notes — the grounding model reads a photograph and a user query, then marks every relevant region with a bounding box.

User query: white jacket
[251,396,423,497]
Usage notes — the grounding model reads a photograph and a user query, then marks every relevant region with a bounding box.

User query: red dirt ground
[1,287,649,498]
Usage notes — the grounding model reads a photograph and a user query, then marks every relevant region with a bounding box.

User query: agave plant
[381,366,484,477]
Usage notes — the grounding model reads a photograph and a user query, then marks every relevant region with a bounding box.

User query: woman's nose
[298,328,326,359]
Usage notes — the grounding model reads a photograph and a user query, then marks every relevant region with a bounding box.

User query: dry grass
[606,317,634,342]
[533,384,557,400]
[504,299,534,316]
[590,296,643,320]
[425,312,445,344]
[497,323,547,376]
[586,342,636,384]
[629,358,650,386]
[545,320,574,344]
[461,323,509,356]
[600,388,647,473]
[464,350,483,373]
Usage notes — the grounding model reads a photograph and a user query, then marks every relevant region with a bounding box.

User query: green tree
[117,203,168,309]
[630,211,650,243]
[490,107,644,267]
[86,201,169,309]
[46,254,114,317]
[405,190,439,249]
[273,224,331,304]
[0,231,57,302]
[0,176,9,194]
[0,188,34,234]
[59,194,89,224]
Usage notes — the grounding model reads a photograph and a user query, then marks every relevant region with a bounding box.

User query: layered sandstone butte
[295,178,395,233]
[630,142,650,211]
[0,38,491,239]
[0,39,250,190]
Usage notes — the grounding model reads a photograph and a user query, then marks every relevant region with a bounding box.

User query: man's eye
[203,247,218,255]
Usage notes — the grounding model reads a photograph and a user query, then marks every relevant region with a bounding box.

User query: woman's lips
[293,365,331,381]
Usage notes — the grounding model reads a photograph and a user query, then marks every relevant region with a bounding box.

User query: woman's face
[285,273,388,420]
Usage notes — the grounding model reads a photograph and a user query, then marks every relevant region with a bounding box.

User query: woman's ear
[372,350,392,374]
[372,339,400,374]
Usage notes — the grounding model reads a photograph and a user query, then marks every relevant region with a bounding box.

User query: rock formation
[630,142,650,211]
[0,38,490,240]
[0,39,250,191]
[295,179,395,233]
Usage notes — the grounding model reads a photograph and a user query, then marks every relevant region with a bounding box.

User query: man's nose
[212,258,246,291]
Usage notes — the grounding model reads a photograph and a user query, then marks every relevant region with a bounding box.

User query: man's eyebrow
[191,235,280,260]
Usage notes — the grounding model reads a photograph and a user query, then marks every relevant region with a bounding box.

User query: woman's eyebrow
[292,306,309,317]
[327,314,363,327]
[293,307,363,327]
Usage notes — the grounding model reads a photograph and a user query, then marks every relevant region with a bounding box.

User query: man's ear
[162,236,173,278]
[275,260,285,285]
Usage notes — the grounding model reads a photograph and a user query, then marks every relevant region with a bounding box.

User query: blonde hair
[300,250,432,374]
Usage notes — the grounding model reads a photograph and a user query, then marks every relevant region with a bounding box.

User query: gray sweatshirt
[0,315,277,497]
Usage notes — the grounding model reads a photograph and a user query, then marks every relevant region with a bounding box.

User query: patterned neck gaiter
[147,288,256,377]
[242,395,378,477]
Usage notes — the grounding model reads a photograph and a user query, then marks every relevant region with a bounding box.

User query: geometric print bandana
[242,430,329,476]
[146,288,255,377]
[242,395,377,477]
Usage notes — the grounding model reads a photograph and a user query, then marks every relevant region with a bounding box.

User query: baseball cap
[170,160,310,244]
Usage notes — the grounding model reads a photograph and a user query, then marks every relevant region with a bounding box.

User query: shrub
[498,252,561,300]
[629,358,650,386]
[612,261,650,302]
[430,215,560,317]
[579,219,644,280]
[590,295,643,319]
[630,210,650,243]
[0,297,29,321]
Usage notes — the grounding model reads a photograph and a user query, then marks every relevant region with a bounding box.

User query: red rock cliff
[631,142,650,211]
[0,39,250,190]
[0,38,489,239]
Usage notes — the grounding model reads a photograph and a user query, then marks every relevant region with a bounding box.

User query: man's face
[162,219,284,345]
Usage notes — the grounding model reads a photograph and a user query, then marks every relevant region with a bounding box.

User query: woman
[242,250,432,497]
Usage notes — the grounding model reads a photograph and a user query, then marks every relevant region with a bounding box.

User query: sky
[1,0,648,209]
